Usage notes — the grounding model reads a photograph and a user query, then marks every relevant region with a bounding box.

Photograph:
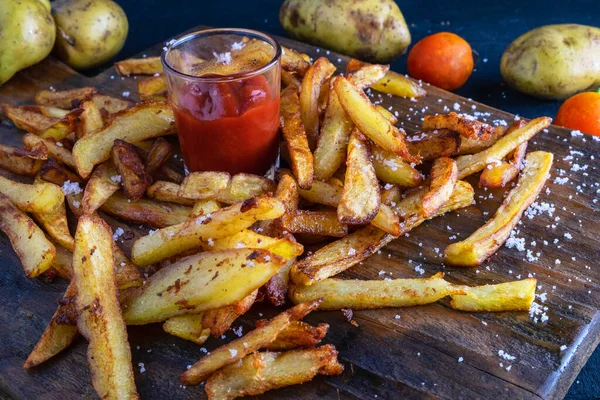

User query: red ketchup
[171,74,280,175]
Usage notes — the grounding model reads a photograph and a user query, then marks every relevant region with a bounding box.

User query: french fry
[338,129,380,224]
[26,105,70,118]
[33,201,74,252]
[39,158,83,186]
[192,199,221,216]
[213,173,276,204]
[279,210,348,237]
[2,104,59,133]
[375,105,398,124]
[72,215,138,399]
[138,75,167,98]
[0,143,46,176]
[371,146,423,187]
[163,313,211,345]
[290,272,458,310]
[111,139,152,201]
[313,90,353,181]
[38,108,82,141]
[23,283,78,369]
[202,290,258,337]
[112,245,145,290]
[259,320,329,351]
[407,129,461,161]
[347,63,390,89]
[81,162,120,215]
[0,193,55,277]
[300,57,336,148]
[178,171,231,200]
[422,157,458,218]
[72,101,176,178]
[181,299,322,385]
[456,117,551,179]
[0,175,64,214]
[423,112,494,140]
[115,56,162,75]
[346,58,426,98]
[450,278,537,312]
[145,137,174,176]
[265,258,295,307]
[35,87,98,109]
[281,46,311,76]
[204,345,343,399]
[23,133,76,169]
[49,244,75,279]
[123,249,285,324]
[334,76,418,163]
[381,184,401,206]
[100,191,192,228]
[207,230,304,260]
[131,195,284,266]
[280,84,314,189]
[147,180,195,205]
[76,100,104,138]
[446,151,553,266]
[479,123,528,188]
[91,94,133,114]
[281,69,301,87]
[458,125,506,155]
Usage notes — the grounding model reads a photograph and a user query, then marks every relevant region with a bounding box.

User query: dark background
[103,0,598,398]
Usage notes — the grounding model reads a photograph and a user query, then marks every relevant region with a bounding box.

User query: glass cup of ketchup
[161,29,281,175]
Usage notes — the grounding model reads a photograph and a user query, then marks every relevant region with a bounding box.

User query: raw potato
[501,24,600,100]
[280,0,411,63]
[52,0,129,70]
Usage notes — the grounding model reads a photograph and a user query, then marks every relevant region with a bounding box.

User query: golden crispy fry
[450,278,537,312]
[111,139,152,201]
[91,94,133,114]
[163,313,210,345]
[2,104,59,133]
[145,137,174,176]
[265,258,295,307]
[204,345,343,400]
[123,249,284,324]
[178,171,231,200]
[49,244,74,279]
[456,117,551,179]
[112,245,145,290]
[375,105,398,124]
[33,201,74,252]
[370,202,401,236]
[347,59,426,98]
[115,56,162,75]
[24,283,78,369]
[100,191,192,228]
[0,143,45,176]
[423,112,494,140]
[281,46,311,77]
[181,299,322,385]
[147,180,195,205]
[207,230,304,260]
[72,216,138,399]
[259,320,329,351]
[300,57,336,148]
[371,146,424,187]
[26,105,70,118]
[281,69,301,87]
[0,193,55,277]
[313,90,353,181]
[334,76,418,163]
[72,101,176,178]
[446,151,553,266]
[338,130,380,224]
[76,100,104,139]
[138,75,167,98]
[81,162,120,215]
[38,109,82,141]
[275,173,299,212]
[23,134,76,169]
[347,63,390,89]
[131,195,284,266]
[422,157,458,218]
[39,158,83,186]
[279,210,348,237]
[381,184,401,206]
[480,127,528,189]
[192,199,221,216]
[290,224,390,286]
[457,125,505,155]
[202,290,258,337]
[280,84,314,189]
[35,87,98,109]
[214,174,276,204]
[407,129,461,161]
[0,175,63,214]
[291,272,458,310]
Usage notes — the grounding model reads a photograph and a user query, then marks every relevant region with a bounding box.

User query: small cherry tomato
[407,32,474,91]
[555,90,600,136]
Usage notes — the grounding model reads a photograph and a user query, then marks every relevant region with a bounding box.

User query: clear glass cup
[162,28,281,175]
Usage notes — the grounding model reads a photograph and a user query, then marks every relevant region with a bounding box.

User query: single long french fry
[35,87,97,109]
[300,57,336,148]
[81,162,121,215]
[450,278,537,312]
[421,157,458,218]
[115,57,162,75]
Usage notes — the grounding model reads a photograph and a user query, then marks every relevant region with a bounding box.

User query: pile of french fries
[0,40,555,399]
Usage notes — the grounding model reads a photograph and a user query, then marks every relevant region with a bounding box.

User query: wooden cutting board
[0,27,598,400]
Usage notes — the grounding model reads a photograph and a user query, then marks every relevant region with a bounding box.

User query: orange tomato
[407,32,473,91]
[555,90,600,136]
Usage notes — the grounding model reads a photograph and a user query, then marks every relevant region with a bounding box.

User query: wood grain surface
[0,28,598,400]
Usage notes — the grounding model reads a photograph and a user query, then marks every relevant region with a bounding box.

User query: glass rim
[161,28,282,83]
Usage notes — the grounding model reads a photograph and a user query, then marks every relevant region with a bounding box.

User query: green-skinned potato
[52,0,129,70]
[280,0,410,63]
[501,24,600,100]
[0,0,56,85]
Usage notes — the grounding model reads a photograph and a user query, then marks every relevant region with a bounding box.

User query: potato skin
[280,0,410,63]
[501,24,600,100]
